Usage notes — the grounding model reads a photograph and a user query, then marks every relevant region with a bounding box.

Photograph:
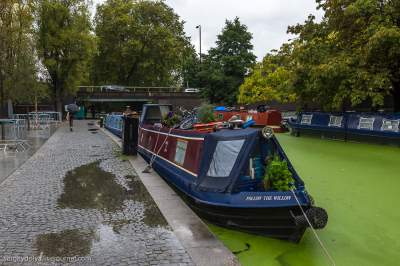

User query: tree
[200,17,256,105]
[241,0,400,112]
[181,49,202,88]
[93,0,192,86]
[0,0,45,117]
[238,44,296,104]
[294,0,400,111]
[37,0,94,113]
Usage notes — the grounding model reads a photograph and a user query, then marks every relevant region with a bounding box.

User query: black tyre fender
[306,207,328,229]
[294,207,328,229]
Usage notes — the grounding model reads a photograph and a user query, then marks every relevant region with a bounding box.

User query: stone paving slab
[0,121,193,265]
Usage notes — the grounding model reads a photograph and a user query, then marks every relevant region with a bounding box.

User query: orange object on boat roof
[193,122,221,133]
[214,109,284,132]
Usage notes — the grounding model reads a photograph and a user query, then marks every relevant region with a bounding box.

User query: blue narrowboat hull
[288,112,400,145]
[105,109,328,242]
[138,145,312,242]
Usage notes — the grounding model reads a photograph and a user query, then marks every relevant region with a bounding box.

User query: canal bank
[209,133,400,266]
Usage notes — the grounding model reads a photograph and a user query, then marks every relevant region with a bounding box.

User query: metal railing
[78,86,182,94]
[12,112,62,130]
[0,119,27,140]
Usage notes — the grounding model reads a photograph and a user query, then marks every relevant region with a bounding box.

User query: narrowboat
[104,113,123,138]
[288,112,400,145]
[105,105,328,242]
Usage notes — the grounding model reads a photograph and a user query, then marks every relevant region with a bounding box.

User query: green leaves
[37,0,94,112]
[92,0,192,87]
[264,156,295,192]
[197,103,215,124]
[241,0,400,112]
[199,17,256,105]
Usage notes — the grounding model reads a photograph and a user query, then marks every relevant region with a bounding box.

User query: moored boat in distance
[105,104,328,242]
[288,112,400,146]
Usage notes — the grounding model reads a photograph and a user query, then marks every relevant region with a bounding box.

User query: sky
[92,0,324,60]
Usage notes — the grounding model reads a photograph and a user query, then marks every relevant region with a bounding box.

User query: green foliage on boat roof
[197,103,216,124]
[264,155,295,192]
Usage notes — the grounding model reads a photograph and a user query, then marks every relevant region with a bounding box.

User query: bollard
[99,116,104,128]
[122,115,138,155]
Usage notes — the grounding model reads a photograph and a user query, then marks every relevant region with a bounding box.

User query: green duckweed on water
[209,133,400,266]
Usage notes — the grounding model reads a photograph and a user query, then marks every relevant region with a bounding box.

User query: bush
[197,103,215,123]
[162,112,181,128]
[264,155,295,191]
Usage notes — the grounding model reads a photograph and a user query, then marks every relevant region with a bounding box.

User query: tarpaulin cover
[195,128,260,193]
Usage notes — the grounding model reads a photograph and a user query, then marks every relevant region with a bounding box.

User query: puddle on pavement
[35,229,94,257]
[58,161,129,212]
[58,162,167,228]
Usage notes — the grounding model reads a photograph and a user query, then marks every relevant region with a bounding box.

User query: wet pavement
[0,121,193,265]
[0,126,56,183]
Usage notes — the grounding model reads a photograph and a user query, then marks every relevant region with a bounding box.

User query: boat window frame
[206,139,245,178]
[381,119,400,132]
[174,139,188,166]
[300,114,313,125]
[328,115,343,127]
[358,117,375,130]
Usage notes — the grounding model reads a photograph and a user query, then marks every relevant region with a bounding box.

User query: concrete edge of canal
[100,126,241,266]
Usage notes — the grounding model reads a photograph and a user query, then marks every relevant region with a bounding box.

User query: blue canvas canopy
[195,128,260,193]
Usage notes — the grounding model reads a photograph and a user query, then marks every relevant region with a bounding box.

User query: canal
[209,133,400,266]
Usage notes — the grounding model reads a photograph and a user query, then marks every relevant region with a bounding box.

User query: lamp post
[196,25,202,64]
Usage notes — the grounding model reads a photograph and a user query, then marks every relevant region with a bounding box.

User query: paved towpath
[0,121,193,265]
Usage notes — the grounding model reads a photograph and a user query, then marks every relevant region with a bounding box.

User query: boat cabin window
[358,117,374,130]
[174,139,188,165]
[381,119,400,132]
[143,106,171,124]
[328,115,343,127]
[207,139,245,177]
[300,114,313,125]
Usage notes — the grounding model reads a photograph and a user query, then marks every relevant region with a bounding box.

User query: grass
[209,133,400,266]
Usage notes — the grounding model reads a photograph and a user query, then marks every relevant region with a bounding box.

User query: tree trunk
[393,83,400,113]
[53,77,63,115]
[0,76,4,118]
[55,86,63,115]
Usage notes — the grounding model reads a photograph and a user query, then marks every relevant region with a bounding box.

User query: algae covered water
[209,134,400,266]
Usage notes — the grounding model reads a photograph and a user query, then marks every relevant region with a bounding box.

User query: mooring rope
[146,127,173,170]
[290,189,336,266]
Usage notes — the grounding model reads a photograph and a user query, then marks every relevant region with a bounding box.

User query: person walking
[66,103,79,132]
[66,111,74,131]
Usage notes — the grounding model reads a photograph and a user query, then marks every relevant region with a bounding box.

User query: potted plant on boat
[264,155,295,191]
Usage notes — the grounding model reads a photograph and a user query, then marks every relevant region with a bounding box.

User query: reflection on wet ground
[57,162,168,228]
[58,161,130,212]
[35,229,94,257]
[37,161,170,258]
[0,126,56,183]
